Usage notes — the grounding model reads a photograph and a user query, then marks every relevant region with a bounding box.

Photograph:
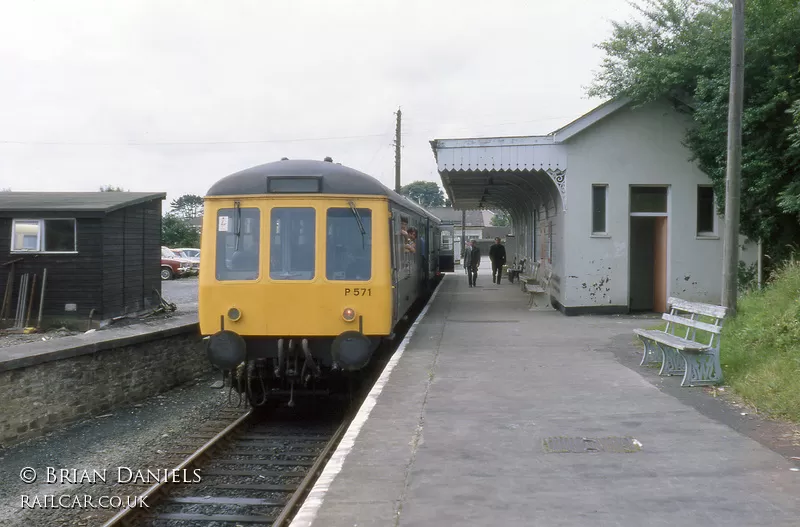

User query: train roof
[206,159,441,223]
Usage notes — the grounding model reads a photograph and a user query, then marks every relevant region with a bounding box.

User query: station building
[431,97,757,314]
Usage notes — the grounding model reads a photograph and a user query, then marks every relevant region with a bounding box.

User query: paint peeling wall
[561,99,756,310]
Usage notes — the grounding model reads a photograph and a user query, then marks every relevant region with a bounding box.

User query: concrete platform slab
[291,265,800,527]
[0,313,198,372]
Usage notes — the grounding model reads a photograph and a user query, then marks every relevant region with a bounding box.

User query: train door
[422,218,430,288]
[395,209,416,319]
[389,210,399,326]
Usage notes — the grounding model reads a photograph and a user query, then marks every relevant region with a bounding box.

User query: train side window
[216,207,260,281]
[270,207,316,280]
[326,208,372,281]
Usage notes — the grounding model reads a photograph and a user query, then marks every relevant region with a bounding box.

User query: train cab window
[270,208,316,280]
[326,208,372,281]
[216,207,260,281]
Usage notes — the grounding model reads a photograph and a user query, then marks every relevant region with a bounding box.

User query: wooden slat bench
[524,264,552,308]
[518,261,539,292]
[633,297,728,387]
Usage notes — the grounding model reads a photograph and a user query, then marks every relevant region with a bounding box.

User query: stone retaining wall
[0,317,213,448]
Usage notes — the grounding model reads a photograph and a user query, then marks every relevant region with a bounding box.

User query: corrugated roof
[0,192,166,213]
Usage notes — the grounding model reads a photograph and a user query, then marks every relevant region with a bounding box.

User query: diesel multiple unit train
[200,158,453,405]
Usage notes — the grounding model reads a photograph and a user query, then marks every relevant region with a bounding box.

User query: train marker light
[227,307,241,321]
[342,307,356,322]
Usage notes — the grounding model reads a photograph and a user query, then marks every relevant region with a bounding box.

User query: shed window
[697,185,716,235]
[11,219,76,252]
[592,184,607,234]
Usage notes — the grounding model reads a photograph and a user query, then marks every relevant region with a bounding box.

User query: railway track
[90,288,432,527]
[100,402,349,527]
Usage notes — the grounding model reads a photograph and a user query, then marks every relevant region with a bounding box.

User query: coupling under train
[199,158,454,406]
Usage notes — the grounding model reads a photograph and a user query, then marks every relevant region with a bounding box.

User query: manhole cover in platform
[542,436,642,454]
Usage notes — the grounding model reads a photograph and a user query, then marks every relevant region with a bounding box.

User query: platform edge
[288,276,447,527]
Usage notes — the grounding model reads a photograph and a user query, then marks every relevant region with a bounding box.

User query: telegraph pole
[394,108,402,193]
[722,0,745,313]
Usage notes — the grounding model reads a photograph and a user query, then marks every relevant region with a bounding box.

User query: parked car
[172,247,200,276]
[173,248,200,272]
[161,246,196,280]
[174,247,200,261]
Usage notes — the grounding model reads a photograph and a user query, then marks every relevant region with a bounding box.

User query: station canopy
[429,98,631,213]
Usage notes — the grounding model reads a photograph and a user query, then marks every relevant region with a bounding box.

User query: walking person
[462,240,472,276]
[464,239,481,287]
[489,237,507,284]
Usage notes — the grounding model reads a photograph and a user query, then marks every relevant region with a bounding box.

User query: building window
[697,185,716,235]
[630,186,668,214]
[440,230,452,251]
[592,185,607,234]
[11,219,77,252]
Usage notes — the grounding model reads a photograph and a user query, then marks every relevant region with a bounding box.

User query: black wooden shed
[0,192,166,328]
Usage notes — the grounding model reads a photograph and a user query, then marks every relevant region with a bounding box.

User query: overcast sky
[0,0,638,209]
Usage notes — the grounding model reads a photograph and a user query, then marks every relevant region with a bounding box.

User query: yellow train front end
[199,193,392,400]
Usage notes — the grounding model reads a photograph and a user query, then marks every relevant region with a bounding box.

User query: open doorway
[628,186,668,313]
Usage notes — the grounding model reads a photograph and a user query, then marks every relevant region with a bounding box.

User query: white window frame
[440,230,453,251]
[696,185,718,238]
[591,184,609,237]
[11,218,78,254]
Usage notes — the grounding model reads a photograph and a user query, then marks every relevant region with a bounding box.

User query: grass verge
[636,263,800,423]
[721,262,800,422]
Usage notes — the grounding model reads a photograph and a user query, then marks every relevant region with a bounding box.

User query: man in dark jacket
[464,239,481,287]
[489,237,507,284]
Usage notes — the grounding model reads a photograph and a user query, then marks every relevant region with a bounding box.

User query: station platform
[291,263,800,526]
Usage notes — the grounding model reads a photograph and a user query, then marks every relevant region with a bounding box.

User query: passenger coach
[200,158,443,405]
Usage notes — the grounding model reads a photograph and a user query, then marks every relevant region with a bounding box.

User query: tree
[162,213,200,247]
[490,211,510,226]
[170,194,204,219]
[588,0,800,270]
[100,185,127,192]
[399,181,446,208]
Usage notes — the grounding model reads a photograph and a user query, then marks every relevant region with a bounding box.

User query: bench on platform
[524,264,552,308]
[507,258,527,284]
[633,297,728,387]
[518,261,539,291]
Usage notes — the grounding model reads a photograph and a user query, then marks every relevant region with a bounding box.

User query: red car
[161,246,195,280]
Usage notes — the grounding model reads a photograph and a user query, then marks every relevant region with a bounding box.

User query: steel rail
[271,418,350,527]
[101,409,253,527]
